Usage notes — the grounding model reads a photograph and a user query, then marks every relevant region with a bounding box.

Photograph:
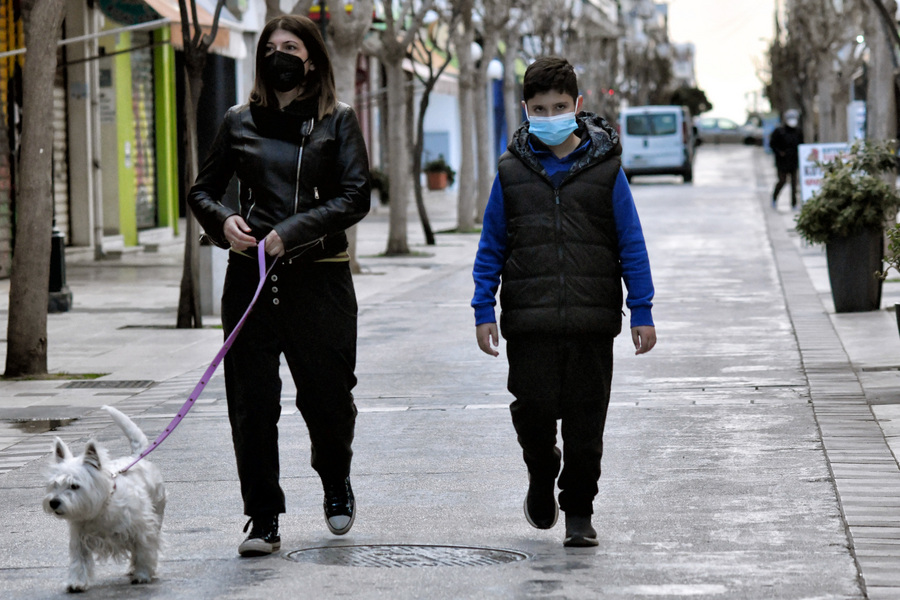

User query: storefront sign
[798,143,851,203]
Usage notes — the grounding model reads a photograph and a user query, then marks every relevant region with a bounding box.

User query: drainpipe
[89,7,104,260]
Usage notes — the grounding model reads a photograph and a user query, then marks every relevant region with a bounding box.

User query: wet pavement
[1,145,899,598]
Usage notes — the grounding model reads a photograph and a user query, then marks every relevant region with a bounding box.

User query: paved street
[2,145,900,598]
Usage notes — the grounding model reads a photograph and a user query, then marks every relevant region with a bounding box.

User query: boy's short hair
[523,57,579,103]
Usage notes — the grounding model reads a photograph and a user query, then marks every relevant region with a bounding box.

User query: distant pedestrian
[187,15,370,556]
[472,57,656,547]
[770,109,804,210]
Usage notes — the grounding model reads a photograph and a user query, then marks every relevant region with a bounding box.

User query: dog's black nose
[49,499,61,510]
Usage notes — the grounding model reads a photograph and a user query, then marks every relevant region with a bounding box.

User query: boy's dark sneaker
[523,475,558,529]
[563,514,598,547]
[324,477,356,535]
[239,514,281,557]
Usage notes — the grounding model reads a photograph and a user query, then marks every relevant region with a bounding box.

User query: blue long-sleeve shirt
[472,140,655,330]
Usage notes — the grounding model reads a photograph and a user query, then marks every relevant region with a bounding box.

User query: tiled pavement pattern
[765,192,900,599]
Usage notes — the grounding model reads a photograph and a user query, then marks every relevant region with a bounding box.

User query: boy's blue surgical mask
[527,112,578,146]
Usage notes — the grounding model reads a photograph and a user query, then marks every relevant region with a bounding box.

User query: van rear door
[621,110,684,170]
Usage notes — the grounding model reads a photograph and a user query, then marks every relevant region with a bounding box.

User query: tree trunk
[411,72,436,245]
[865,0,898,142]
[327,0,373,272]
[456,20,477,232]
[817,59,838,142]
[503,35,521,145]
[5,0,66,377]
[385,60,411,254]
[177,63,204,328]
[473,74,492,223]
[831,72,850,143]
[331,45,364,272]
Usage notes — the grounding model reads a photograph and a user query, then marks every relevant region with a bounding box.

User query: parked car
[619,105,695,183]
[694,117,763,145]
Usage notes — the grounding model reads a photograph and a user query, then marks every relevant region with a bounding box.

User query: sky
[667,0,777,123]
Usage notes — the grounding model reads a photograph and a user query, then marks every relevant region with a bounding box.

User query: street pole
[317,0,327,43]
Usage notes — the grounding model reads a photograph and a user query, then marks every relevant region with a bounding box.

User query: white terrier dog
[43,405,166,593]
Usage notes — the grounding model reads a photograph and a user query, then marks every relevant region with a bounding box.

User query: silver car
[695,117,763,145]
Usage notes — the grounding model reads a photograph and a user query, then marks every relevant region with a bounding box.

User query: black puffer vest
[498,112,624,338]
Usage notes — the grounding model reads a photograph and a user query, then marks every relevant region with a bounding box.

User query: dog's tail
[101,405,149,456]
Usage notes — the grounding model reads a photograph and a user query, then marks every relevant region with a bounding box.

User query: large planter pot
[426,171,448,190]
[825,228,884,313]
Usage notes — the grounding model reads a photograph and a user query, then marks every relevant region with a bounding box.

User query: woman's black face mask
[262,51,309,93]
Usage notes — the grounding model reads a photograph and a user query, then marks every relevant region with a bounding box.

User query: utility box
[49,225,72,313]
[199,239,227,317]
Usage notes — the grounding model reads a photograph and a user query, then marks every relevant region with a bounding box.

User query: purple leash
[119,241,276,473]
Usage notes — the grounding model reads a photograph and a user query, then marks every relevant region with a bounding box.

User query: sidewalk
[757,151,900,599]
[1,150,899,598]
[0,190,461,464]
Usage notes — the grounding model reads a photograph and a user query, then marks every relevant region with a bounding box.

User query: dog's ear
[83,441,103,471]
[52,437,72,462]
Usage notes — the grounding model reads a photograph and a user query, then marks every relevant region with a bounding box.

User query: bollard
[48,224,72,313]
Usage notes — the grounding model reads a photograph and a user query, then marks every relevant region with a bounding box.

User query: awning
[97,0,160,24]
[98,0,247,59]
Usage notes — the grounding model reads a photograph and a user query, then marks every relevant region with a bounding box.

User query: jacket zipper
[554,189,566,324]
[293,138,306,215]
[286,119,325,260]
[245,188,255,221]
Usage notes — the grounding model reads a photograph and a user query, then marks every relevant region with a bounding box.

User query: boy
[472,57,656,547]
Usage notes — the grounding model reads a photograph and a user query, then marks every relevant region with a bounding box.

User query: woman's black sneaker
[324,477,356,535]
[238,514,281,557]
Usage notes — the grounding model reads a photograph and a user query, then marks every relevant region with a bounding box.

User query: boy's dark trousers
[506,334,614,516]
[221,253,358,517]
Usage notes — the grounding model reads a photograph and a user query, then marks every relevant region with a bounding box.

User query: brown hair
[249,15,337,119]
[523,57,578,103]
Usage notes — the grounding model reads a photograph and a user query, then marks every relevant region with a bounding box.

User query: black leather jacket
[188,100,370,262]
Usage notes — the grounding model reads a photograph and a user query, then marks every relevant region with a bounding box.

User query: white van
[619,105,694,183]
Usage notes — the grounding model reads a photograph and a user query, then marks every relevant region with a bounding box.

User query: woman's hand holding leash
[224,215,257,252]
[264,229,285,257]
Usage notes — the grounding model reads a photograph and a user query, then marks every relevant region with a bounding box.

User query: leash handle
[120,241,276,473]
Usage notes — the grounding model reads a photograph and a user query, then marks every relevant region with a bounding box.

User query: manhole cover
[59,380,155,389]
[284,544,528,568]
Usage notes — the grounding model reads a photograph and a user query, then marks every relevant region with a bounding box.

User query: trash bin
[48,224,72,313]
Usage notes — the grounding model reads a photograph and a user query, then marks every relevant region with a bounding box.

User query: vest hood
[509,111,622,176]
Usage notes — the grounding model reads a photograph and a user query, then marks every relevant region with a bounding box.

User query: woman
[188,15,370,557]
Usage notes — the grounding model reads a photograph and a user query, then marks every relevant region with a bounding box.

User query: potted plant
[794,139,900,312]
[877,222,900,335]
[423,155,456,191]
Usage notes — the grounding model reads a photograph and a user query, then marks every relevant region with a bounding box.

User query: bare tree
[176,0,227,329]
[450,0,478,232]
[787,0,864,142]
[764,10,808,118]
[472,0,508,221]
[501,3,529,144]
[410,9,459,245]
[519,0,580,59]
[281,0,374,272]
[863,0,898,141]
[4,0,66,376]
[568,4,620,119]
[363,0,435,254]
